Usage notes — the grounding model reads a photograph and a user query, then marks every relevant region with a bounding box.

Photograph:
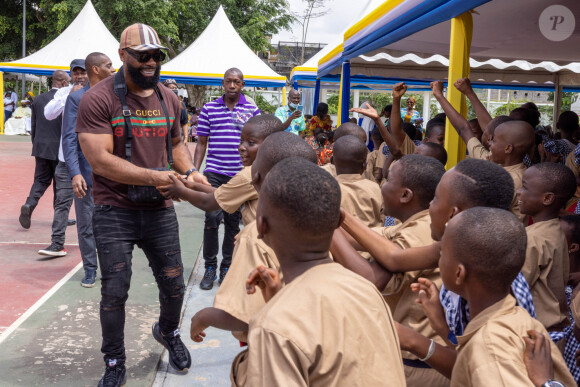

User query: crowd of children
[157,77,580,386]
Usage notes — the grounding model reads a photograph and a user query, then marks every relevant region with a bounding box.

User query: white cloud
[272,0,370,46]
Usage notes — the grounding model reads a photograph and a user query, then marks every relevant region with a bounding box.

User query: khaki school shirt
[320,162,337,178]
[466,137,490,160]
[400,134,416,156]
[243,262,406,387]
[504,163,527,222]
[572,290,580,329]
[337,173,384,227]
[212,220,280,342]
[214,166,259,226]
[373,209,444,359]
[363,149,379,182]
[565,151,580,177]
[522,218,570,330]
[452,295,575,387]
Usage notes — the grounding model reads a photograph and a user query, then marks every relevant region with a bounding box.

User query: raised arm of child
[330,228,393,290]
[341,211,441,272]
[430,80,475,145]
[391,82,408,147]
[454,78,492,130]
[349,105,402,160]
[157,174,221,212]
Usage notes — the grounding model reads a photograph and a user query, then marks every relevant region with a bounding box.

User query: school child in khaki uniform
[189,132,318,343]
[363,128,386,183]
[157,114,283,226]
[488,120,536,222]
[517,163,577,331]
[334,135,384,227]
[438,207,575,386]
[319,122,368,178]
[232,158,406,386]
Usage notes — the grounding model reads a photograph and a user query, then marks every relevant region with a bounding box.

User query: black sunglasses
[124,49,166,63]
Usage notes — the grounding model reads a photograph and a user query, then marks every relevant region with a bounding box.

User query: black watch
[542,380,565,387]
[184,168,198,178]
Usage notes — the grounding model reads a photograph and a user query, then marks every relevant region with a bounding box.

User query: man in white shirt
[4,86,18,122]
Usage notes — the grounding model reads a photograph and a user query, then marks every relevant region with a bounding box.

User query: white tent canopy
[161,6,285,87]
[0,0,122,76]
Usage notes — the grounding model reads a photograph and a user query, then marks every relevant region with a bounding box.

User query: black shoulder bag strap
[112,66,173,166]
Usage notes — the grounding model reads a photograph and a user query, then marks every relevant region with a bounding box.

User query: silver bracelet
[419,339,436,362]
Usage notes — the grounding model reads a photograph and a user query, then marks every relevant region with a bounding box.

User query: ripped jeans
[93,205,185,363]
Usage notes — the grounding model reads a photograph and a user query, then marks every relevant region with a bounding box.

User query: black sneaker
[218,266,229,285]
[81,270,96,288]
[152,322,191,371]
[199,266,216,290]
[98,359,126,387]
[19,204,32,229]
[38,243,67,257]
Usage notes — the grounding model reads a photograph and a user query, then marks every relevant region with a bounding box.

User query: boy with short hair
[334,135,384,227]
[517,162,577,331]
[490,120,535,221]
[189,132,318,343]
[233,157,406,386]
[158,114,282,227]
[318,122,367,178]
[414,142,447,166]
[440,207,574,386]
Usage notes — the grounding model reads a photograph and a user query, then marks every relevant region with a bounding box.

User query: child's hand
[157,174,185,200]
[392,82,407,99]
[453,78,473,95]
[190,312,208,343]
[349,105,379,120]
[186,170,211,186]
[430,81,445,97]
[246,265,282,303]
[523,330,554,386]
[411,278,449,340]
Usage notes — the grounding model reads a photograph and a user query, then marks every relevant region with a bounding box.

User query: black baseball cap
[70,59,86,72]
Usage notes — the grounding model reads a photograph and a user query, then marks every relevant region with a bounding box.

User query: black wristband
[184,168,198,178]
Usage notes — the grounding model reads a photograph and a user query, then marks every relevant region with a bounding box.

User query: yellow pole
[337,70,344,127]
[282,87,287,106]
[0,72,4,135]
[444,11,473,168]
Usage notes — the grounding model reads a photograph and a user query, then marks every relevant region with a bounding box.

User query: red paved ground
[0,138,81,333]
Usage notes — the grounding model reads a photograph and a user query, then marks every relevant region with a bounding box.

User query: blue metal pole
[312,78,321,115]
[341,61,351,125]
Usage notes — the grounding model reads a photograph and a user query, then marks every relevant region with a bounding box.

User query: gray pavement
[152,241,242,387]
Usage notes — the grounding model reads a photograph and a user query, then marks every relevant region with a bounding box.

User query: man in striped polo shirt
[194,68,260,290]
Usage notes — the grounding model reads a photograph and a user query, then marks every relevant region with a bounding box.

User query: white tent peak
[162,6,284,82]
[6,0,121,71]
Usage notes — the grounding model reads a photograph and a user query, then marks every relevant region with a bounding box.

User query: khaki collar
[336,173,364,182]
[457,295,516,347]
[503,163,526,173]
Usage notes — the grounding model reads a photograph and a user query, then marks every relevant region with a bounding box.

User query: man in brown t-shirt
[76,23,207,386]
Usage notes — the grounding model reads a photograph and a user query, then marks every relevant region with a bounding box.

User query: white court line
[0,261,83,345]
[0,241,80,246]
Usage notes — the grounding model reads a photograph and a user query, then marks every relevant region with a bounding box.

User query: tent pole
[282,87,287,106]
[338,60,351,127]
[552,73,562,128]
[1,71,4,134]
[312,78,321,115]
[444,11,472,169]
[353,89,360,119]
[422,90,430,125]
[21,0,26,100]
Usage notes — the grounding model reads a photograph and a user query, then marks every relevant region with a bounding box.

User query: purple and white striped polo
[197,94,260,177]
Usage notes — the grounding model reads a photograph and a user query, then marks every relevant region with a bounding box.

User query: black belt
[403,358,431,369]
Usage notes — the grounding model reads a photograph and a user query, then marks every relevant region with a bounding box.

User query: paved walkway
[0,136,239,386]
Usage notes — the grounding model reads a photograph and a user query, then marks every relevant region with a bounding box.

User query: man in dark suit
[19,70,70,254]
[62,53,114,287]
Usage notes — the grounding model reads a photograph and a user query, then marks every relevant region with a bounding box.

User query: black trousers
[93,205,185,362]
[25,157,60,211]
[202,171,241,269]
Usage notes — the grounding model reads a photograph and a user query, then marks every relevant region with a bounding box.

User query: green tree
[1,0,294,61]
